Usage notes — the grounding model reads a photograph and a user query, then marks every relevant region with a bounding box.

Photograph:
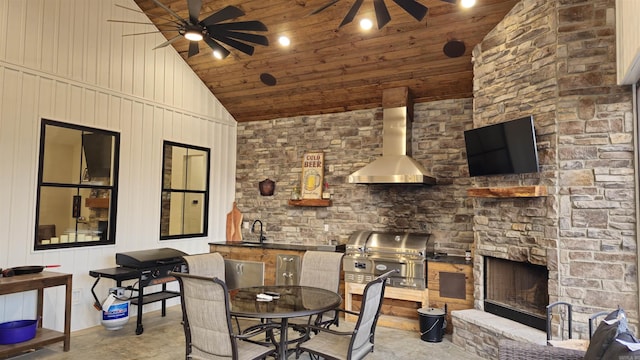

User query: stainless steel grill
[343,231,431,289]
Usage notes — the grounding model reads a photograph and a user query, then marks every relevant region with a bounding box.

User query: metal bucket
[418,307,446,342]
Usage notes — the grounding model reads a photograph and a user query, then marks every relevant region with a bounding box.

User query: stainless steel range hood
[348,88,436,185]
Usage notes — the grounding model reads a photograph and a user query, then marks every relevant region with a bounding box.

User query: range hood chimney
[348,87,436,185]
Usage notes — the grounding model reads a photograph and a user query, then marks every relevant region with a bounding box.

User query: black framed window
[160,141,210,240]
[35,119,120,250]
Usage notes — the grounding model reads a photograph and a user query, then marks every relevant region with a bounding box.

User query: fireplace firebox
[484,256,548,330]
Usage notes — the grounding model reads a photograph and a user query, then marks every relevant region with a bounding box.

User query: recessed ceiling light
[360,18,373,30]
[278,36,291,47]
[461,0,476,8]
[213,50,224,60]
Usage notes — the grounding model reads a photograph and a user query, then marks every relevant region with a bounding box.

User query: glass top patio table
[229,285,342,359]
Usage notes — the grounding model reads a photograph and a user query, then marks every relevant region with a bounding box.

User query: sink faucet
[251,220,266,243]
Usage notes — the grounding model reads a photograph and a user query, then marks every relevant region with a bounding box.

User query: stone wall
[235,99,474,255]
[556,0,636,325]
[471,0,636,336]
[471,0,559,309]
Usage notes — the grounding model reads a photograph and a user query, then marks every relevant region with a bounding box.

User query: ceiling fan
[310,0,457,30]
[110,0,269,59]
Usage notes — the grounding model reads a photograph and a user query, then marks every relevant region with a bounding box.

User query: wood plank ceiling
[132,0,519,122]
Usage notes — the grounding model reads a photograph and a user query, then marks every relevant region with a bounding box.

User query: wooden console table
[0,271,72,359]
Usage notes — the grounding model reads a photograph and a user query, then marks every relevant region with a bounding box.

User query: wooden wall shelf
[85,197,110,208]
[288,199,332,207]
[467,186,548,198]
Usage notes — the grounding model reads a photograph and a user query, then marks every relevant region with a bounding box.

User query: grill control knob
[394,235,401,242]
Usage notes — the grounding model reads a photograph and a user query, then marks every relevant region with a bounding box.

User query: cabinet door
[224,260,264,289]
[276,254,300,285]
[427,261,473,333]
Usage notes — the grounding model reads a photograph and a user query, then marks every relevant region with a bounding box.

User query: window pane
[170,146,188,189]
[37,187,112,244]
[185,149,208,191]
[183,193,205,234]
[82,132,114,186]
[160,192,206,237]
[38,187,77,243]
[82,188,112,242]
[42,126,83,184]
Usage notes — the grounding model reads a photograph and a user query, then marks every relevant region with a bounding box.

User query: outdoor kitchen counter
[208,241,345,252]
[209,242,345,286]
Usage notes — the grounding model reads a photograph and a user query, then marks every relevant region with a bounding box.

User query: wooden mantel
[466,186,548,198]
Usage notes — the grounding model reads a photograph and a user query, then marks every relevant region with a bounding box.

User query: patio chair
[295,269,396,360]
[546,301,611,352]
[183,252,255,332]
[172,272,278,360]
[292,251,344,329]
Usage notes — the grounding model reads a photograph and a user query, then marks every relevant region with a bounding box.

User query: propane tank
[100,287,130,330]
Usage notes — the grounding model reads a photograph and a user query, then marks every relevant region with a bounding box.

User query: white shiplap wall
[0,0,237,331]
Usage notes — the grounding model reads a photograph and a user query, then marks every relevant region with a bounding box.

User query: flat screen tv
[464,116,539,177]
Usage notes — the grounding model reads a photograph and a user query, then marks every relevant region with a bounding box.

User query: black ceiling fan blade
[153,35,182,49]
[188,41,200,58]
[151,0,188,24]
[212,21,268,32]
[210,29,269,46]
[440,0,457,3]
[187,0,202,24]
[373,0,391,29]
[210,33,255,55]
[201,6,245,27]
[393,0,428,21]
[339,0,364,28]
[309,0,340,15]
[204,36,231,58]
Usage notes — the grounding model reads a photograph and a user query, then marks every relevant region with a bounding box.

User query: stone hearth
[452,309,546,358]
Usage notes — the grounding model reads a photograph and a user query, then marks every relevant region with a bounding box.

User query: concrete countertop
[209,241,346,253]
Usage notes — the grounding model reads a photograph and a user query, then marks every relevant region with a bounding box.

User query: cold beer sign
[301,152,324,199]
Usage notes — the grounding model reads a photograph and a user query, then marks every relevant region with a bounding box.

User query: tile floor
[10,306,482,360]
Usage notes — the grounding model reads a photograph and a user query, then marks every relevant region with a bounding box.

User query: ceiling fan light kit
[184,28,204,41]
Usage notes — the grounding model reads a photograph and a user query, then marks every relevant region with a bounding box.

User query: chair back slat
[349,270,395,355]
[299,251,344,292]
[183,252,225,278]
[351,280,384,350]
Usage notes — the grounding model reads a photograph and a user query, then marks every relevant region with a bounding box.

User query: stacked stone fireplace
[450,1,636,358]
